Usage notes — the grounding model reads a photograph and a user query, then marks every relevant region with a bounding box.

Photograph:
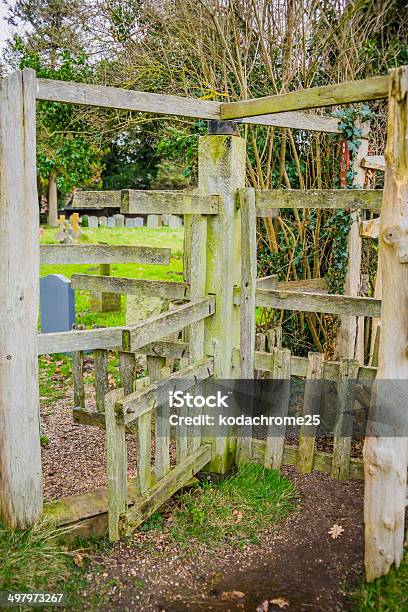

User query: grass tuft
[165,463,296,548]
[352,552,407,611]
[0,520,75,592]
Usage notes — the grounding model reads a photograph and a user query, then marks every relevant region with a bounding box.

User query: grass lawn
[352,553,407,611]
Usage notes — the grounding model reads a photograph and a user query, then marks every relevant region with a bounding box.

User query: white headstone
[134,217,144,227]
[169,215,183,229]
[99,216,107,227]
[107,217,115,228]
[147,214,159,228]
[125,218,135,228]
[162,214,170,226]
[88,215,98,228]
[114,213,125,227]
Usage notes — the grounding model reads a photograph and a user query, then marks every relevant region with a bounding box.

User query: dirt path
[77,469,363,611]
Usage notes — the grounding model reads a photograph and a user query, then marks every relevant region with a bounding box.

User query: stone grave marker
[40,274,75,333]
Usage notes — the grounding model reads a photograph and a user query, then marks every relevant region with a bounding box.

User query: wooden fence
[0,66,406,582]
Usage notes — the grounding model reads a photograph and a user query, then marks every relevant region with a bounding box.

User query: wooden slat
[257,275,278,290]
[119,358,214,425]
[38,326,125,355]
[72,351,85,409]
[297,353,325,473]
[238,288,381,317]
[255,189,382,212]
[122,297,215,353]
[72,274,189,299]
[237,188,257,462]
[264,348,291,470]
[72,191,121,209]
[105,389,126,542]
[36,78,220,119]
[251,439,364,480]
[121,190,218,215]
[40,244,171,265]
[135,377,152,495]
[361,155,385,171]
[136,340,189,360]
[154,366,172,482]
[94,349,109,413]
[176,357,190,464]
[277,278,329,293]
[118,352,136,396]
[220,75,389,119]
[331,359,360,480]
[120,444,212,537]
[240,111,341,133]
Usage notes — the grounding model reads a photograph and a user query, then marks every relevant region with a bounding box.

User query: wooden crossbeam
[255,189,382,212]
[120,444,212,536]
[240,111,340,133]
[121,190,218,215]
[72,191,121,209]
[361,155,385,172]
[71,274,189,299]
[233,287,381,317]
[118,357,214,425]
[38,297,214,355]
[40,244,171,265]
[122,297,216,352]
[36,78,220,119]
[220,75,389,119]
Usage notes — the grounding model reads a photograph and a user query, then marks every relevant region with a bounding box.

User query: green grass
[353,553,407,611]
[0,520,74,592]
[146,463,297,548]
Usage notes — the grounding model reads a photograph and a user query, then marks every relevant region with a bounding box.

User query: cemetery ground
[1,224,405,611]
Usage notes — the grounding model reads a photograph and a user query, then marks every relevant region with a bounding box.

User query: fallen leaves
[220,590,245,600]
[328,524,344,539]
[232,509,243,524]
[270,597,289,608]
[73,553,84,567]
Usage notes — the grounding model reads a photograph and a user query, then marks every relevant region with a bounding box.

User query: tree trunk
[48,169,58,227]
[363,66,408,581]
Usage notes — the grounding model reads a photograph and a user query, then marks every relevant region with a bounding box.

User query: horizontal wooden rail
[361,156,385,172]
[120,444,212,536]
[233,287,381,317]
[38,297,214,355]
[136,340,188,359]
[256,276,328,293]
[40,244,171,265]
[232,349,376,385]
[121,190,218,215]
[240,111,340,133]
[72,191,121,209]
[118,358,214,425]
[71,274,189,299]
[122,297,215,352]
[255,189,382,212]
[220,75,389,119]
[36,78,220,119]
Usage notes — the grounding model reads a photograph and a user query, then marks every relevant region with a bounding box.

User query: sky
[0,3,13,51]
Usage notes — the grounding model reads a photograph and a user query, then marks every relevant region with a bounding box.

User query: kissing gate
[0,67,407,581]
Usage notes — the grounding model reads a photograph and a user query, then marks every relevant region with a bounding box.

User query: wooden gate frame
[0,67,406,581]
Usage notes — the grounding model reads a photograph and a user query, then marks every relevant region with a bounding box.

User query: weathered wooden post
[199,120,246,474]
[363,66,408,581]
[0,69,43,527]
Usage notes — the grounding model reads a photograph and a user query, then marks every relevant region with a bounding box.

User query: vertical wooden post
[106,388,126,542]
[0,69,42,527]
[237,187,257,462]
[336,122,369,362]
[363,66,408,581]
[199,123,246,474]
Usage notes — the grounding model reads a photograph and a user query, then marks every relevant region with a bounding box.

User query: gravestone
[162,214,170,226]
[88,216,98,228]
[169,215,183,229]
[107,217,115,228]
[125,218,135,228]
[99,216,107,227]
[40,274,75,333]
[114,213,125,227]
[147,214,159,228]
[134,217,144,227]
